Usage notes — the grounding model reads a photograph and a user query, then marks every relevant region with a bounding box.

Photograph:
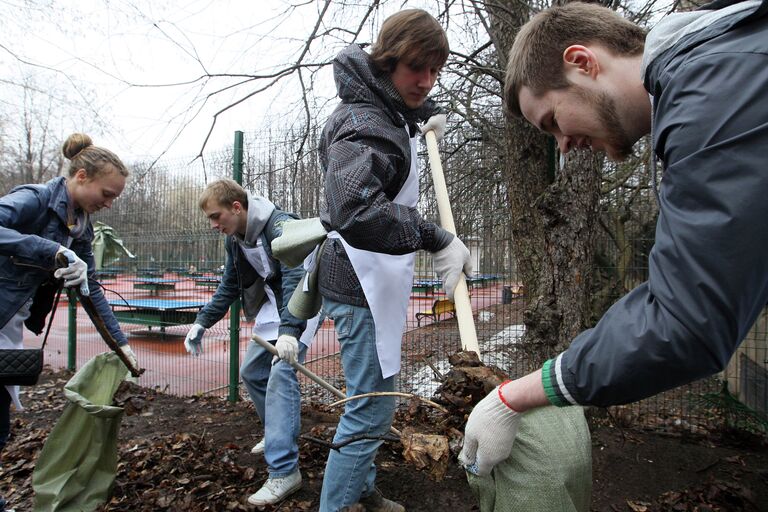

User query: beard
[575,86,635,161]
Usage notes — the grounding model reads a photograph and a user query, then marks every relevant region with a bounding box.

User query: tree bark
[484,0,602,369]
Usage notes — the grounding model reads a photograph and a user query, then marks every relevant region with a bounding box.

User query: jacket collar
[46,177,73,226]
[642,0,761,90]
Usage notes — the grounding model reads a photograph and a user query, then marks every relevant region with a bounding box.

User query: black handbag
[0,348,44,386]
[0,284,62,387]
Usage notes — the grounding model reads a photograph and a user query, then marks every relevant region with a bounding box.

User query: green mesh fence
[26,124,766,435]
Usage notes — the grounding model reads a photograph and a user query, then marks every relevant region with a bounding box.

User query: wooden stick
[329,392,449,414]
[424,130,481,356]
[252,335,344,399]
[252,335,401,436]
[54,253,143,377]
[78,293,145,377]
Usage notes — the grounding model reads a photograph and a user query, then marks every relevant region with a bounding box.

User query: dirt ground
[1,368,767,512]
[3,299,767,511]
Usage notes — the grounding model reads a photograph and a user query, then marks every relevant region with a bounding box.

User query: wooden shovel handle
[252,335,400,436]
[424,130,480,356]
[251,334,343,400]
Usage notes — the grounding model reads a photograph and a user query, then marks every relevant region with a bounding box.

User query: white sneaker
[247,470,302,506]
[250,438,265,455]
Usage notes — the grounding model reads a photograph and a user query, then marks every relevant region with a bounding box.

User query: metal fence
[40,126,767,434]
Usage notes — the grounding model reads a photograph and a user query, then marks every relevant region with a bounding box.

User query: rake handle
[251,335,400,436]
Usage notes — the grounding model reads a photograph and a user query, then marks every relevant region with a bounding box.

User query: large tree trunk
[484,0,602,370]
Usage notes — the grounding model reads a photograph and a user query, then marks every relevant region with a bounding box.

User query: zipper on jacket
[10,255,58,272]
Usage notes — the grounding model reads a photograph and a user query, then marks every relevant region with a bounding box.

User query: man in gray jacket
[183,178,319,506]
[459,0,768,476]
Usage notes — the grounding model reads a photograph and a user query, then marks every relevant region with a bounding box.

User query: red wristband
[497,380,515,411]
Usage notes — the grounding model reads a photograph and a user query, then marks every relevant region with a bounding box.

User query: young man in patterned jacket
[317,9,472,512]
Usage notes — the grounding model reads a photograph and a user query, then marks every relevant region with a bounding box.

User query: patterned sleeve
[322,107,446,254]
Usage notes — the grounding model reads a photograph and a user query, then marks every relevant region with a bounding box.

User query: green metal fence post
[67,289,77,371]
[228,130,244,402]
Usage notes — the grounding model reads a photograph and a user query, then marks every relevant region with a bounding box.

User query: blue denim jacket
[0,177,127,345]
[194,208,306,339]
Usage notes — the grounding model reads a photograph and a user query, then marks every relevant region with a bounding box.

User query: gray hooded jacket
[194,193,306,339]
[318,44,452,306]
[543,0,768,407]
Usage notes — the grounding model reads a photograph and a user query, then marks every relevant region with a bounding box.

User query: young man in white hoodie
[184,178,320,506]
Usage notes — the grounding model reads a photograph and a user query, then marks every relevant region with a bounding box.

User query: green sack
[467,406,592,512]
[32,352,129,511]
[271,217,327,268]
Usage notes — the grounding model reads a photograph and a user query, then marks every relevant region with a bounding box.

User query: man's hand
[274,334,299,365]
[54,247,90,296]
[184,324,206,356]
[458,381,521,477]
[420,114,447,142]
[433,237,472,301]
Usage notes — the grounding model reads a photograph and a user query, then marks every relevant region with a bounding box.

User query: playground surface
[27,270,512,396]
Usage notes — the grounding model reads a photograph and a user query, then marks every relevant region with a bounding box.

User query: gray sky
[0,0,383,161]
[3,0,495,163]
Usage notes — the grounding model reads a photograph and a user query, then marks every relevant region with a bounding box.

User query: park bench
[194,276,221,288]
[415,298,456,326]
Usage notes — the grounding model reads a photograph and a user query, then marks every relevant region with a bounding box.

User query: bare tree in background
[0,79,67,193]
[0,0,671,370]
[174,0,668,367]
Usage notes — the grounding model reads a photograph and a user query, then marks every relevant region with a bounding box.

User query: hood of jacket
[642,0,762,89]
[332,44,438,130]
[233,192,276,246]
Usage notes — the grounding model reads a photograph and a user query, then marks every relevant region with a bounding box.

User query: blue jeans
[240,338,307,478]
[319,300,396,512]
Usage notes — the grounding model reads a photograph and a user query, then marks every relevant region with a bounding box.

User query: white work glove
[273,334,299,365]
[420,114,447,142]
[119,344,139,382]
[119,344,138,368]
[433,237,472,301]
[54,247,90,296]
[184,324,206,356]
[458,381,521,477]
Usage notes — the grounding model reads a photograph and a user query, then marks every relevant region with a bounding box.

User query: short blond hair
[370,9,449,73]
[199,178,248,211]
[505,2,645,117]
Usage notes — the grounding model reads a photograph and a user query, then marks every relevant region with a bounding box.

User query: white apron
[329,130,419,378]
[241,242,281,341]
[241,240,320,345]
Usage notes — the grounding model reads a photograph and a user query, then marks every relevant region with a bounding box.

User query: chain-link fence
[42,126,767,435]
